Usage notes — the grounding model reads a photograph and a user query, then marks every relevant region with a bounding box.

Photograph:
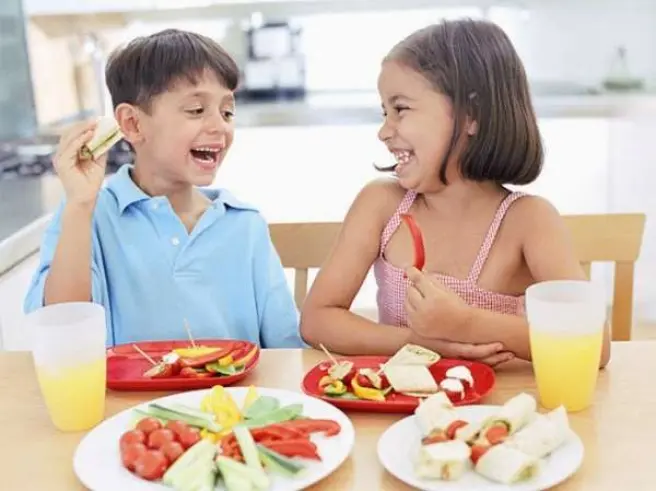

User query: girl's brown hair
[382,18,543,185]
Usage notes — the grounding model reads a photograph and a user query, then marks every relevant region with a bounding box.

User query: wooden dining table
[2,342,655,490]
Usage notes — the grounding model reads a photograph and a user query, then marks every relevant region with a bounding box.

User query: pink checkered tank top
[373,190,526,327]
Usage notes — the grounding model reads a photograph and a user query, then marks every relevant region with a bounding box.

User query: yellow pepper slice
[351,376,386,402]
[218,354,234,367]
[173,346,220,358]
[233,346,259,367]
[319,375,334,388]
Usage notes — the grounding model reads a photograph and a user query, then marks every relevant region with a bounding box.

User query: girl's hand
[53,120,108,207]
[404,266,472,339]
[409,331,515,367]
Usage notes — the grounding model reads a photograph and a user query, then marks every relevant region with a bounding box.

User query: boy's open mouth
[190,147,220,165]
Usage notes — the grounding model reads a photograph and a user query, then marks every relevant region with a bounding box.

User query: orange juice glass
[526,280,606,412]
[27,302,107,431]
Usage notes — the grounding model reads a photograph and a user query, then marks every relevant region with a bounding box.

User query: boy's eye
[395,105,410,113]
[186,107,204,116]
[222,109,235,120]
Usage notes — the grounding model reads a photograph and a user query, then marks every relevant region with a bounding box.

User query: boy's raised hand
[53,120,108,207]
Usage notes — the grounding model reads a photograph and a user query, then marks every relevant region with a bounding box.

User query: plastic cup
[27,302,107,431]
[526,280,606,412]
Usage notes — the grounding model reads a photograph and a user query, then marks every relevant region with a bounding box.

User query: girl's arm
[300,179,414,355]
[408,197,610,367]
[301,180,512,363]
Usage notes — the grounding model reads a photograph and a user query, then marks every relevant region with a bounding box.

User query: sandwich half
[80,116,124,160]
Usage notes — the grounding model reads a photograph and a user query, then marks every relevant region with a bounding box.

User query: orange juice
[35,357,106,431]
[530,329,603,412]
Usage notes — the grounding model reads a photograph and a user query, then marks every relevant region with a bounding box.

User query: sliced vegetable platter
[73,386,355,491]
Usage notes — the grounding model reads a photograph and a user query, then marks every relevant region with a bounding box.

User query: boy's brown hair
[383,18,543,185]
[105,29,239,112]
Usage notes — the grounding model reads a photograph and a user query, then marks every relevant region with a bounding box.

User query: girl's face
[377,60,472,192]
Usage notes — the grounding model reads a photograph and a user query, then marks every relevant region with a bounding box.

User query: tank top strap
[467,191,527,282]
[379,190,418,254]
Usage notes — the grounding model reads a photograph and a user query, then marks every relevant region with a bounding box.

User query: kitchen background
[0,0,655,349]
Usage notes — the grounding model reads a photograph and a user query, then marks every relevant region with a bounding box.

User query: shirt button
[171,237,180,246]
[151,202,159,210]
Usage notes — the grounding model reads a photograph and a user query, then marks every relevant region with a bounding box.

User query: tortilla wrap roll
[80,116,124,160]
[415,440,471,481]
[474,444,539,484]
[383,365,438,394]
[481,392,537,435]
[385,344,441,366]
[505,406,570,458]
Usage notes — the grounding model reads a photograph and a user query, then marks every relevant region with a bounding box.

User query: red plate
[106,339,260,391]
[301,356,495,413]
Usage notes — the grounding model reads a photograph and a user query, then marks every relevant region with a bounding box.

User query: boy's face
[124,70,236,188]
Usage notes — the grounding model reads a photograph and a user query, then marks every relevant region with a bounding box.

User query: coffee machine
[239,17,306,101]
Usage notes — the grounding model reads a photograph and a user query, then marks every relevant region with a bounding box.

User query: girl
[300,19,610,366]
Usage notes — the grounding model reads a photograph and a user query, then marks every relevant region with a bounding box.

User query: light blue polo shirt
[24,164,304,349]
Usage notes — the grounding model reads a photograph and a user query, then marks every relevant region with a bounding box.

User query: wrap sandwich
[474,443,539,484]
[415,440,471,481]
[505,405,570,458]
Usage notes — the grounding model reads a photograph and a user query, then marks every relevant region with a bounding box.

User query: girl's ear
[467,119,478,136]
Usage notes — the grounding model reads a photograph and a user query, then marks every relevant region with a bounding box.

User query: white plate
[377,404,584,491]
[74,387,355,491]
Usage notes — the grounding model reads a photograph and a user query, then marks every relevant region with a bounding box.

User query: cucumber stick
[147,403,221,432]
[162,440,217,491]
[233,426,269,489]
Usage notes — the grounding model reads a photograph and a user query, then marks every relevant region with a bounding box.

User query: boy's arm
[24,201,108,316]
[252,216,305,349]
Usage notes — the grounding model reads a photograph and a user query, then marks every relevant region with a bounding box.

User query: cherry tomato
[160,441,185,464]
[178,427,201,449]
[136,417,162,436]
[355,374,375,389]
[484,424,509,445]
[121,443,147,471]
[134,450,168,481]
[470,445,489,465]
[165,420,190,439]
[147,428,176,450]
[119,430,146,452]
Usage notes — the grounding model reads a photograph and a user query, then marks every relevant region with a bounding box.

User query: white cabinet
[22,0,154,16]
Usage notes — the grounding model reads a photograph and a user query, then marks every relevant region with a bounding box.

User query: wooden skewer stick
[183,318,197,349]
[133,345,157,366]
[319,343,339,366]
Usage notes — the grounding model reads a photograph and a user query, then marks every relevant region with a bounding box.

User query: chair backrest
[270,214,647,340]
[563,213,646,341]
[268,222,342,308]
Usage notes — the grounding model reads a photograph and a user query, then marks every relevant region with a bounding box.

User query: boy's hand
[53,120,108,207]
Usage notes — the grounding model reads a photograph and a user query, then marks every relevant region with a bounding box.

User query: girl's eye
[395,106,410,114]
[223,110,235,120]
[186,108,204,116]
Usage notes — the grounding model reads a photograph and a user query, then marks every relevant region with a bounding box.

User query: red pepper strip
[179,367,213,378]
[445,420,469,440]
[259,439,321,460]
[400,213,425,271]
[275,419,342,437]
[179,344,235,368]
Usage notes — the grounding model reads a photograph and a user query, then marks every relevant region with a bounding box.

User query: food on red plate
[132,341,259,381]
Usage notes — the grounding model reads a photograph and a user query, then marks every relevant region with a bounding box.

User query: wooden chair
[269,222,342,308]
[564,213,646,341]
[270,214,647,341]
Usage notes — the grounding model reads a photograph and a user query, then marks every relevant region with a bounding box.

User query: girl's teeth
[394,151,412,164]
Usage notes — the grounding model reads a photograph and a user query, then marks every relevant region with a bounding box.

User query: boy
[24,29,303,348]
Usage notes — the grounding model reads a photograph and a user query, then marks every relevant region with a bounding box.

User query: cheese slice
[383,365,438,394]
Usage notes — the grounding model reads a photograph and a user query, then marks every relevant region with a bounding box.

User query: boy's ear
[114,103,144,145]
